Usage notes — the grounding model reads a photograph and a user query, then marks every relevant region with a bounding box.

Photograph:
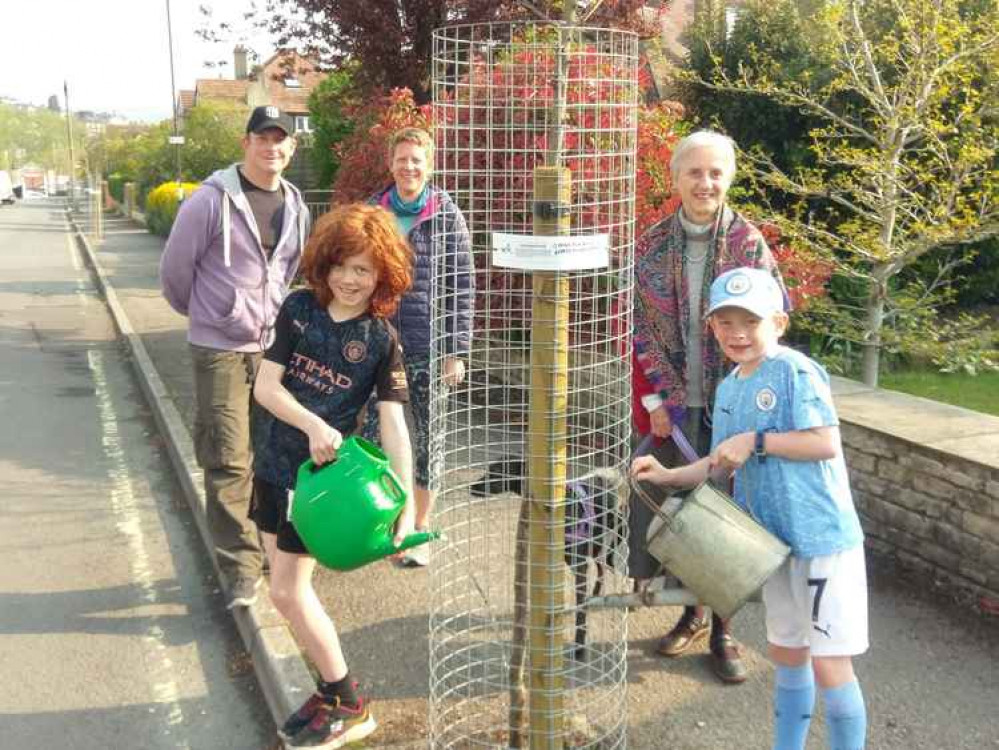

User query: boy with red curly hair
[251,203,415,749]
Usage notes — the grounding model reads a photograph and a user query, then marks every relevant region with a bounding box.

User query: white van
[0,171,15,204]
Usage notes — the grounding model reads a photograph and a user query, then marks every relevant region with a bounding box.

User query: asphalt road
[0,199,274,750]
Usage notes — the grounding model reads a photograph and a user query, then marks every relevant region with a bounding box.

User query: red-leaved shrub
[330,88,433,205]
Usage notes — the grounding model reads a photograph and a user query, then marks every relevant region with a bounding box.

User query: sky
[0,0,276,122]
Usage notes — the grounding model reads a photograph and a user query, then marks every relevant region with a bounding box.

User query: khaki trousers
[191,344,263,581]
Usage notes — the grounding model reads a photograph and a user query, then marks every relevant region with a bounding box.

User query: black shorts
[249,478,309,555]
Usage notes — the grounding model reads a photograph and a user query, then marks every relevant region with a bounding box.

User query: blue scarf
[389,185,430,216]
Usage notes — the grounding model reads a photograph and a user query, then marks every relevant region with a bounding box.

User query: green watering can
[291,436,439,570]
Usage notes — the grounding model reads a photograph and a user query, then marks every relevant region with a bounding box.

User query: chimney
[234,45,248,80]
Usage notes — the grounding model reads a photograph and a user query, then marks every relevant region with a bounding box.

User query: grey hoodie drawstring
[298,206,307,259]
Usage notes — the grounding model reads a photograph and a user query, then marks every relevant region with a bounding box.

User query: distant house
[643,0,747,100]
[179,46,324,137]
[654,0,746,59]
[177,46,328,187]
[74,110,130,137]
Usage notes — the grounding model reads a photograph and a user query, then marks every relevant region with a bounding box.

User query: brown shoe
[710,634,748,684]
[656,614,709,657]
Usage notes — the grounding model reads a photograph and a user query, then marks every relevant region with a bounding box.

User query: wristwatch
[754,430,768,462]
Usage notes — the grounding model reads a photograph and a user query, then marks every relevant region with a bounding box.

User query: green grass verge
[878,370,999,416]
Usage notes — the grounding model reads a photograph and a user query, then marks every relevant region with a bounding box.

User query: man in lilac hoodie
[160,106,310,608]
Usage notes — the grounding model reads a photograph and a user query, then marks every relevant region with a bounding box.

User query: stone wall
[832,378,999,607]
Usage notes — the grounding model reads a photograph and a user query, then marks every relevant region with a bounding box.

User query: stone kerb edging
[830,377,999,608]
[66,210,315,726]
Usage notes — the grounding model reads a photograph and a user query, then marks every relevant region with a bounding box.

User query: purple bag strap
[671,425,700,465]
[634,427,699,465]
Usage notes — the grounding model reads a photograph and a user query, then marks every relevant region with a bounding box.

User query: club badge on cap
[725,273,752,296]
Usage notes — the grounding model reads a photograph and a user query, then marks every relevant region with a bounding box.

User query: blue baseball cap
[708,268,784,318]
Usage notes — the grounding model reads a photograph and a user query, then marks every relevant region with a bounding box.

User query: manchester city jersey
[710,346,864,557]
[253,289,408,489]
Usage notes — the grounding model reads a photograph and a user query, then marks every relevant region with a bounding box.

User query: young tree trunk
[861,273,888,387]
[507,502,530,747]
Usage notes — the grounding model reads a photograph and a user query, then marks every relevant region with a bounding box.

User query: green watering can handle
[305,457,332,474]
[380,471,406,502]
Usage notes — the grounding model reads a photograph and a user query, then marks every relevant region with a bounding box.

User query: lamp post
[64,80,76,211]
[165,0,184,201]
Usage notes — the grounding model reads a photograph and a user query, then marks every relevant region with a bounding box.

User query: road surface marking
[87,348,191,746]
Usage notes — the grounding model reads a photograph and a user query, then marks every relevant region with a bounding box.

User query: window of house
[725,6,740,39]
[294,116,311,133]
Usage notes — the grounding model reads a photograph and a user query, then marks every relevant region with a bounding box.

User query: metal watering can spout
[290,436,441,571]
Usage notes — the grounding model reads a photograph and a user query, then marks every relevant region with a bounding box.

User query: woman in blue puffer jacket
[367,127,474,567]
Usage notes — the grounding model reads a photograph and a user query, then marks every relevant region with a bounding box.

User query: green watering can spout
[290,436,441,571]
[373,530,442,559]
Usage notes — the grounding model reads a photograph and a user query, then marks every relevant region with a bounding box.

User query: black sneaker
[226,576,261,610]
[284,696,376,749]
[278,692,327,741]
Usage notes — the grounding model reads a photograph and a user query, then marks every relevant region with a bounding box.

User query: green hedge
[145,181,200,237]
[107,173,126,203]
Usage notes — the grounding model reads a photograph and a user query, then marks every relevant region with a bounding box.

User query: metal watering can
[291,436,439,570]
[644,480,789,619]
[636,428,790,619]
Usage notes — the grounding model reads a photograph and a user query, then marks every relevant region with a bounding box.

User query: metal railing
[302,190,333,227]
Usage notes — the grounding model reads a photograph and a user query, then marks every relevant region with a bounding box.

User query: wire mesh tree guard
[428,21,639,749]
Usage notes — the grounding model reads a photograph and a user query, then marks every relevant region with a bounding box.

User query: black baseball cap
[246,105,293,136]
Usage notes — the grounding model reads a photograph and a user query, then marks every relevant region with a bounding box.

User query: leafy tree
[307,62,362,187]
[683,0,827,175]
[180,100,247,180]
[130,121,177,201]
[330,88,432,203]
[82,101,247,205]
[199,0,656,102]
[85,123,148,180]
[0,102,84,175]
[691,0,999,385]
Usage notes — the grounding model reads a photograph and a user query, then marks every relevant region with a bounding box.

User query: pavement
[68,205,998,749]
[0,198,273,750]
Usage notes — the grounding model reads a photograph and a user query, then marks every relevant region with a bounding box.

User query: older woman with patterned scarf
[631,130,788,684]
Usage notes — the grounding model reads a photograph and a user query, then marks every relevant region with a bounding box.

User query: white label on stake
[491,233,610,271]
[168,136,185,145]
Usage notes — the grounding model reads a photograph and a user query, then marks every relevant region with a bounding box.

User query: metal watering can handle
[674,424,763,523]
[633,426,762,523]
[630,430,686,521]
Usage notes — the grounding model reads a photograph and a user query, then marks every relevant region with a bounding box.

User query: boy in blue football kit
[633,267,869,750]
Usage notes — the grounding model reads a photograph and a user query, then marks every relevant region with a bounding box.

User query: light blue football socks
[773,663,815,750]
[822,679,867,749]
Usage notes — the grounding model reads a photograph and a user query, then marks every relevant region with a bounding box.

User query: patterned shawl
[633,206,787,423]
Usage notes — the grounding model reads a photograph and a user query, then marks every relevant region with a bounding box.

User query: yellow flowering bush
[145,181,200,237]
